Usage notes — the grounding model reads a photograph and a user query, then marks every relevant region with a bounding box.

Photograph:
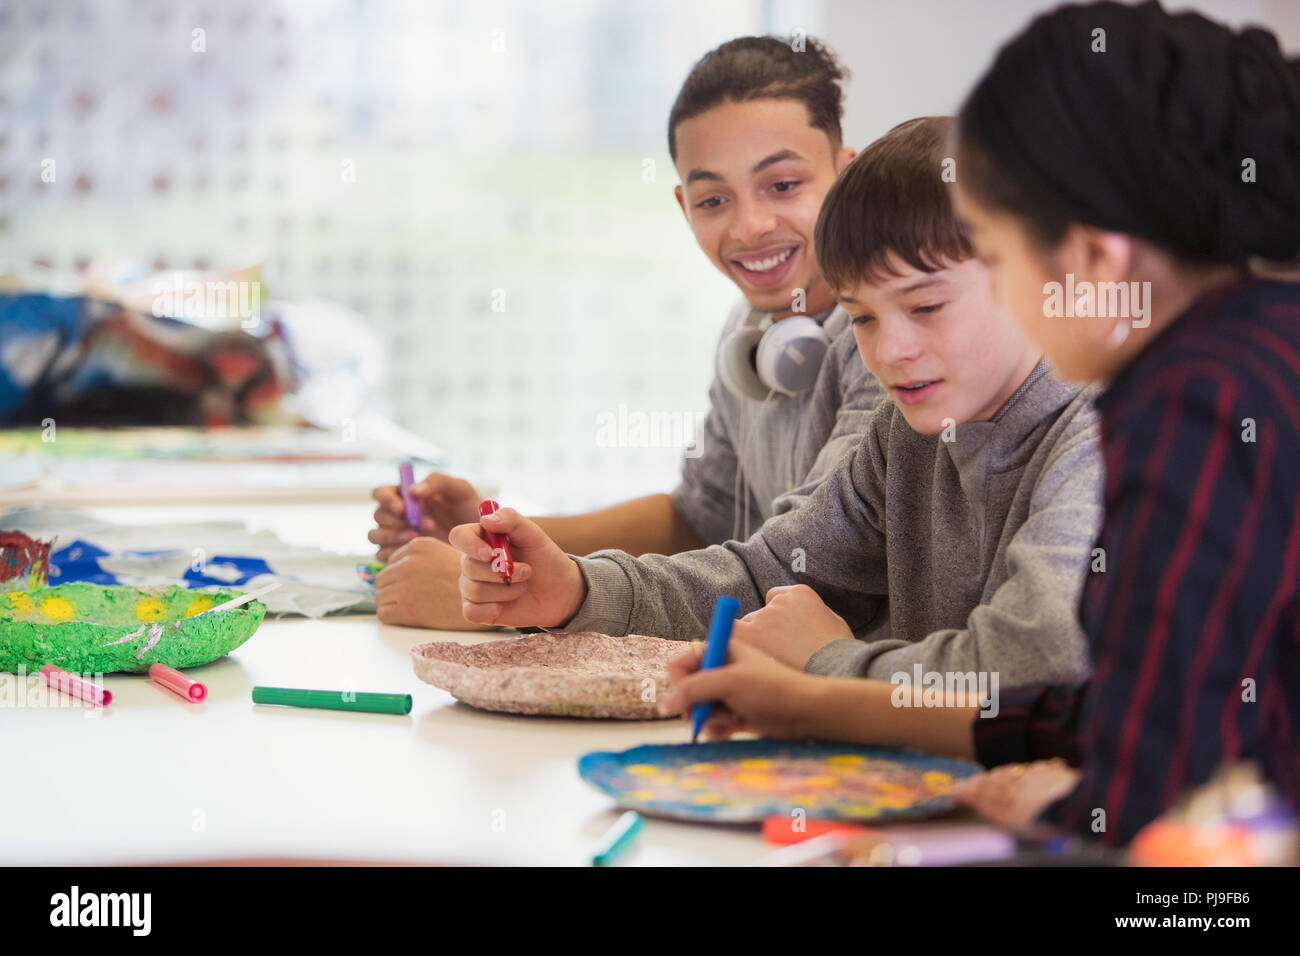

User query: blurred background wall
[2,0,1295,511]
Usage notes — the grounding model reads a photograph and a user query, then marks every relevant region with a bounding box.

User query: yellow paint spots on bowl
[135,597,167,621]
[739,758,773,771]
[692,793,724,805]
[922,771,953,788]
[828,754,865,767]
[731,772,773,790]
[626,764,659,776]
[800,775,839,788]
[838,802,882,817]
[789,794,821,806]
[40,596,74,620]
[876,794,915,810]
[184,596,214,617]
[8,591,33,612]
[623,789,655,801]
[878,780,910,794]
[680,779,708,789]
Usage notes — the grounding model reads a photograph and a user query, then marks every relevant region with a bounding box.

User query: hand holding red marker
[478,499,514,583]
[449,504,588,627]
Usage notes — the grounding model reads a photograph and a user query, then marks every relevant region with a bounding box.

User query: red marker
[149,663,207,702]
[478,499,514,584]
[40,664,112,706]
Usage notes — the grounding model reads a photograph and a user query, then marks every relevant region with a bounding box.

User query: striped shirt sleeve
[1040,366,1297,844]
[972,682,1088,768]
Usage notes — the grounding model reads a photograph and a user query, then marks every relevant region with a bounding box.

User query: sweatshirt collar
[946,360,1084,472]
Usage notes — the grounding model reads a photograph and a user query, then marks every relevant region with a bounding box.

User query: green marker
[592,811,642,867]
[252,685,412,715]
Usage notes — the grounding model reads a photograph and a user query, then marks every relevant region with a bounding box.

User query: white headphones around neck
[716,310,831,400]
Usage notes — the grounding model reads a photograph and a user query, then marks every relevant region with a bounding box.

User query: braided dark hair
[957,0,1300,265]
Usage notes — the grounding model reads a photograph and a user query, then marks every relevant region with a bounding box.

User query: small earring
[1109,317,1131,348]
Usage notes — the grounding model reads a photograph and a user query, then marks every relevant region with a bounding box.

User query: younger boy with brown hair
[451,117,1104,695]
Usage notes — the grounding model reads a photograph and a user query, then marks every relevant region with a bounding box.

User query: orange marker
[762,816,874,845]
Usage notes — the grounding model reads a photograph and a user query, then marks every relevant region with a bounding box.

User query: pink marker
[149,663,207,702]
[40,664,112,706]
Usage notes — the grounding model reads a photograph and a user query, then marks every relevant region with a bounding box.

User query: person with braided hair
[942,0,1300,845]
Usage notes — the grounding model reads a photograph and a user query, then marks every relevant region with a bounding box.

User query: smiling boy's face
[673,98,855,318]
[838,256,1042,434]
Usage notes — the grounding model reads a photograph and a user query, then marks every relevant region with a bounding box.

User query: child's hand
[409,473,484,538]
[369,484,419,560]
[447,507,587,627]
[374,537,497,631]
[660,639,823,741]
[949,759,1080,829]
[368,472,483,559]
[732,584,855,669]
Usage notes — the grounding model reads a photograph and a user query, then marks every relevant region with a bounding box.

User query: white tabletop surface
[2,502,770,866]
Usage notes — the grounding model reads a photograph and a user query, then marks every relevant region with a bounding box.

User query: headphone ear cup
[716,325,772,401]
[754,316,832,395]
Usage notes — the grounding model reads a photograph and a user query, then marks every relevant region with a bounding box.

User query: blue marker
[691,595,741,743]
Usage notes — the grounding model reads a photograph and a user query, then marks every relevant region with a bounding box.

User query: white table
[2,503,769,866]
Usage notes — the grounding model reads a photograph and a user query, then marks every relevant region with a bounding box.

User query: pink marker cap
[148,662,207,702]
[39,663,112,706]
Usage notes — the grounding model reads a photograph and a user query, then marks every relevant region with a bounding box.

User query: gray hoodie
[567,362,1102,685]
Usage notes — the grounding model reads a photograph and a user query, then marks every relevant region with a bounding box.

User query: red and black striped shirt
[973,277,1300,845]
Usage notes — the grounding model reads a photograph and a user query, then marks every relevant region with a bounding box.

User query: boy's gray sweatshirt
[671,299,885,544]
[567,363,1102,685]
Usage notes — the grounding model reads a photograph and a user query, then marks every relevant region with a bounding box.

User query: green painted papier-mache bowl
[0,583,266,674]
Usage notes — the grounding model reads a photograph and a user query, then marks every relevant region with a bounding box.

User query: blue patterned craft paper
[579,739,982,823]
[50,539,275,588]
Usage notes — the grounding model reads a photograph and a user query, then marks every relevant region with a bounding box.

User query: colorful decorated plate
[578,740,982,823]
[0,582,266,674]
[411,631,682,719]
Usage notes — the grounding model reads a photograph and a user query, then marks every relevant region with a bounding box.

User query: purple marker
[398,461,422,529]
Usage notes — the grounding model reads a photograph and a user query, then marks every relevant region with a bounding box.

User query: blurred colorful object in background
[1130,762,1298,866]
[356,560,384,589]
[0,529,53,590]
[0,270,296,428]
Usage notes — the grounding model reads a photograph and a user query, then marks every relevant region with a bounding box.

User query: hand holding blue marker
[691,595,741,744]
